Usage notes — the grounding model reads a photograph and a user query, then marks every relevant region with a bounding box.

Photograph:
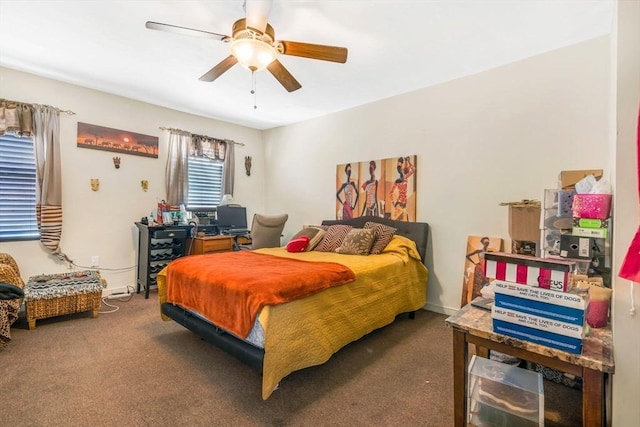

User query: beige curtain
[165,130,235,204]
[222,140,235,196]
[190,134,234,196]
[165,130,191,205]
[32,105,63,252]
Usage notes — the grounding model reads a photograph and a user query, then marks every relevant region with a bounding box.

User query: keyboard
[221,228,250,235]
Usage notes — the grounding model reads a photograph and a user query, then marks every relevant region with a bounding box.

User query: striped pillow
[314,225,353,252]
[364,221,397,254]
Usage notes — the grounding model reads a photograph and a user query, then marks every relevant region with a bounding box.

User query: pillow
[303,224,330,231]
[314,224,353,252]
[286,235,310,252]
[290,227,326,251]
[335,228,376,255]
[364,221,397,254]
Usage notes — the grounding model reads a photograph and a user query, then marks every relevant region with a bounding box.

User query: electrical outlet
[91,256,99,267]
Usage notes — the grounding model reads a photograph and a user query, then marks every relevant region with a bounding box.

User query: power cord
[100,298,121,313]
[70,262,137,272]
[100,285,135,313]
[630,282,636,317]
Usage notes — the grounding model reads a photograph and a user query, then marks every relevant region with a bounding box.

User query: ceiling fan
[145,0,348,92]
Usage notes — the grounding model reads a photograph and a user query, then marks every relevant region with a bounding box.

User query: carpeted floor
[0,294,581,426]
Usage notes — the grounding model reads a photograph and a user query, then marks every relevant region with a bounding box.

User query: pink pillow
[286,235,310,252]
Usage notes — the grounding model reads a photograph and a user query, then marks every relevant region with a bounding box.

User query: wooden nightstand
[188,235,235,255]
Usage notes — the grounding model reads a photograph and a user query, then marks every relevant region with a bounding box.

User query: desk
[445,303,614,427]
[188,235,235,255]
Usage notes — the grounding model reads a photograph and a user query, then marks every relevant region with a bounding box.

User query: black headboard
[321,216,429,265]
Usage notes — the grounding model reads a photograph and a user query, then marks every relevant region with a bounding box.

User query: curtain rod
[158,126,244,146]
[0,98,75,115]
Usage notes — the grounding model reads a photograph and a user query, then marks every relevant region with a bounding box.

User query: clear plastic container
[468,355,544,426]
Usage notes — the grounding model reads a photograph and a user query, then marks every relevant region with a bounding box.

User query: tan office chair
[241,213,288,250]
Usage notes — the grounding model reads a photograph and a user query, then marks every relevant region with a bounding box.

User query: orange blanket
[165,251,355,338]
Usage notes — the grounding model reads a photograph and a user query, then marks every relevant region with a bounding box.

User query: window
[186,155,224,209]
[0,133,39,241]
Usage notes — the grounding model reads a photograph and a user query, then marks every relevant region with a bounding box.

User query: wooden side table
[188,235,235,255]
[445,303,614,426]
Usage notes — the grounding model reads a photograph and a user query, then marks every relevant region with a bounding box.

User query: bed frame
[161,216,429,375]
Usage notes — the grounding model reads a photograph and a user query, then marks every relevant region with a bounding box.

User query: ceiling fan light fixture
[231,38,276,72]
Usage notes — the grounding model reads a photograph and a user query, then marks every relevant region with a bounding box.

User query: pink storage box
[484,252,576,292]
[572,194,612,220]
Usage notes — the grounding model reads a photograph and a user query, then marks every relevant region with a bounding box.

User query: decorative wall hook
[113,157,121,169]
[244,156,252,176]
[90,178,100,191]
[141,179,149,192]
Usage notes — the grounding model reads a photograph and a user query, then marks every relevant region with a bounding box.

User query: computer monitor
[216,206,248,231]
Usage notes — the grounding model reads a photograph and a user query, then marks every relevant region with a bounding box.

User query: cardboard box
[501,200,541,241]
[572,227,608,239]
[559,169,603,189]
[494,292,586,325]
[484,252,575,291]
[493,280,588,310]
[492,306,584,338]
[573,218,609,229]
[511,240,537,256]
[492,318,583,354]
[560,234,605,259]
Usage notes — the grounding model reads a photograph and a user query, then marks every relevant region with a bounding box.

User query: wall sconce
[141,180,149,192]
[90,178,100,192]
[113,157,121,169]
[245,156,252,176]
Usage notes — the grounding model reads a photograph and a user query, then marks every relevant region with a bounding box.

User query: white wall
[263,36,612,314]
[611,1,640,425]
[0,66,265,290]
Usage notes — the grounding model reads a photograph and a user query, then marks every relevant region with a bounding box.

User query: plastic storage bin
[468,355,544,426]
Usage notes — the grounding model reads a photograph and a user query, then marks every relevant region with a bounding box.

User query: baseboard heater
[161,302,264,373]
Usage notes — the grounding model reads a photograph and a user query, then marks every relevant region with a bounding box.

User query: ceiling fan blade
[199,55,239,82]
[279,41,348,63]
[244,0,272,33]
[267,60,302,92]
[145,21,229,41]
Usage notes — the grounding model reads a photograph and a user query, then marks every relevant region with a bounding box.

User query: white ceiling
[0,0,613,130]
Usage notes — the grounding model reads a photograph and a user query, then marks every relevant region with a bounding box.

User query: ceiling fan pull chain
[251,71,258,110]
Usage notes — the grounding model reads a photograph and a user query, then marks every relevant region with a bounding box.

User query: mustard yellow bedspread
[157,235,428,400]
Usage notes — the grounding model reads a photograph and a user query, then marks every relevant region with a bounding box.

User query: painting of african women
[335,155,416,221]
[77,122,159,158]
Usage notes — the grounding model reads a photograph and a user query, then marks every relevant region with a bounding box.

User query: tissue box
[572,194,612,220]
[484,252,575,292]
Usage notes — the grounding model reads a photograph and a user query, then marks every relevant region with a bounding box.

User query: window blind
[187,155,224,209]
[0,134,39,240]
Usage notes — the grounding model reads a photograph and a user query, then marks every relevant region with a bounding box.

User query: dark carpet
[0,294,580,426]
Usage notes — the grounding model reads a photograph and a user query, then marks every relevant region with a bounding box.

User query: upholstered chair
[243,213,288,249]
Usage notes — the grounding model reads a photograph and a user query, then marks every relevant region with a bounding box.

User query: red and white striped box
[484,252,576,292]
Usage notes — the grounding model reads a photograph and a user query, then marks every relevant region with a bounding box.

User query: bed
[157,216,429,399]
